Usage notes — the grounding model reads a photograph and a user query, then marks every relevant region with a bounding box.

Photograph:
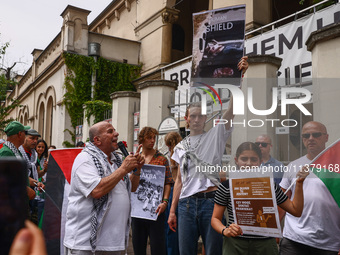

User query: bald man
[279,121,340,255]
[255,134,284,184]
[64,121,145,254]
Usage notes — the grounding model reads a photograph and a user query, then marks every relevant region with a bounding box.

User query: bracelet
[162,199,169,204]
[221,227,228,236]
[133,172,140,176]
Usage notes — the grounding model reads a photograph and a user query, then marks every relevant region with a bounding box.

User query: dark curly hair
[138,127,158,144]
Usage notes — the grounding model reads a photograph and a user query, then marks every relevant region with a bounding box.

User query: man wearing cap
[0,121,36,200]
[19,129,47,223]
[19,129,47,182]
[0,121,30,157]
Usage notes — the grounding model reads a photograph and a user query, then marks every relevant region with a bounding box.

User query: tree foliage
[0,38,21,133]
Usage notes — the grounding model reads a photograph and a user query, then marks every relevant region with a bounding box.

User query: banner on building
[131,164,165,221]
[229,170,282,238]
[245,4,340,85]
[192,5,246,86]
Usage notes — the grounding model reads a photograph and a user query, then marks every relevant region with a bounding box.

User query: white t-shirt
[172,124,232,199]
[64,152,131,251]
[280,155,340,252]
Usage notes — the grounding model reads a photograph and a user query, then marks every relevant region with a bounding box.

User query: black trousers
[131,213,166,255]
[280,237,338,255]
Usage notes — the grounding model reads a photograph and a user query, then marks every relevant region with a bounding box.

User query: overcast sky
[0,0,113,74]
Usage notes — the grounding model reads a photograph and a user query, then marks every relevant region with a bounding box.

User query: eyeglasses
[255,142,270,148]
[301,132,327,139]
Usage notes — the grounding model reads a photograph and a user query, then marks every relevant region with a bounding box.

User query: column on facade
[138,80,178,130]
[60,6,90,55]
[161,8,179,65]
[110,91,141,150]
[306,23,340,143]
[231,55,282,158]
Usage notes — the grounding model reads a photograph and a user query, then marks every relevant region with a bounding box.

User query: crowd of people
[1,55,339,255]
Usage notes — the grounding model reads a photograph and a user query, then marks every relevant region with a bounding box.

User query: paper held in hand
[229,170,282,238]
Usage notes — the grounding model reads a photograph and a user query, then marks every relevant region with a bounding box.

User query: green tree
[0,37,22,133]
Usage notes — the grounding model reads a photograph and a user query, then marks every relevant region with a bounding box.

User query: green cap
[4,121,30,136]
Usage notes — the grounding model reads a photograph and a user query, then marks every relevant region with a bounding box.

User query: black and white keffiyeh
[84,142,129,253]
[175,136,220,186]
[4,141,22,159]
[19,145,39,181]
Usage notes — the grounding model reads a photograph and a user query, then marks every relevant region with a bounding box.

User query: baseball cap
[4,121,30,136]
[26,129,41,137]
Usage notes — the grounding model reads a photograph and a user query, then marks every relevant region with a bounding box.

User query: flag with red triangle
[310,139,340,208]
[41,148,82,255]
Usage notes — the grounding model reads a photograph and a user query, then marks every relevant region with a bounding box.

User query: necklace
[184,132,204,152]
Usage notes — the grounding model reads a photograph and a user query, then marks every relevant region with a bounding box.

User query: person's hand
[168,211,177,232]
[133,144,145,171]
[121,155,139,173]
[43,161,48,172]
[156,202,167,215]
[296,165,309,183]
[35,182,45,191]
[238,56,248,73]
[223,223,243,237]
[9,220,47,255]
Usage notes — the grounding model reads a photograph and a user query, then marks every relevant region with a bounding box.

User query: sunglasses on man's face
[255,142,270,148]
[301,132,326,139]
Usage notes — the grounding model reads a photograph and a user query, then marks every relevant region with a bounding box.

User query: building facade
[2,0,340,163]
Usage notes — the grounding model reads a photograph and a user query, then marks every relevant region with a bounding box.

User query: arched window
[45,97,54,145]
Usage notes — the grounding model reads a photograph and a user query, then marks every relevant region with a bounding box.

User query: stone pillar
[231,55,282,158]
[60,5,90,55]
[161,8,179,65]
[138,80,178,129]
[111,91,141,150]
[31,49,43,80]
[306,23,340,144]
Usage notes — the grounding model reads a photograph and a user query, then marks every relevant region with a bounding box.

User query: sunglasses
[301,132,326,139]
[255,142,270,148]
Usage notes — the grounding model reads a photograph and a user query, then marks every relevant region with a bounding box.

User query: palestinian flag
[310,138,340,208]
[41,148,82,255]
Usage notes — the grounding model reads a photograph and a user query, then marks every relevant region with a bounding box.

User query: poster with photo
[192,5,245,86]
[131,164,166,221]
[229,171,282,238]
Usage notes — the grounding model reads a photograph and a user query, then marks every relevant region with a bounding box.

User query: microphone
[118,141,137,172]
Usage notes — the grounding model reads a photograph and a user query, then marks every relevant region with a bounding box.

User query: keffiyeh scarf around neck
[19,145,38,181]
[175,138,220,186]
[83,142,129,253]
[4,141,22,159]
